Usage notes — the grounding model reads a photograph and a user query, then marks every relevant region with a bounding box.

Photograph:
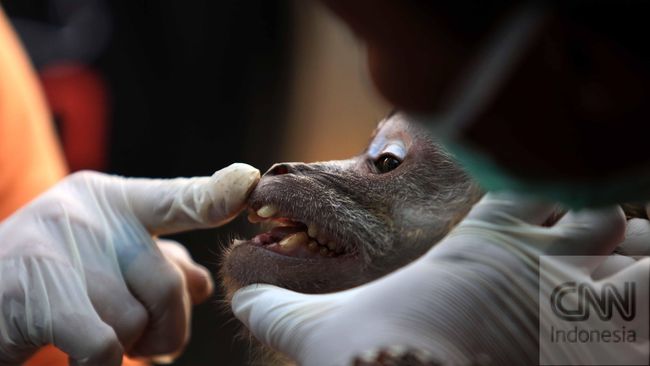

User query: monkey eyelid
[367,130,407,160]
[370,141,406,161]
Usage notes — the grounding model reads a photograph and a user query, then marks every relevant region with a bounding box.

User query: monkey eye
[375,153,401,173]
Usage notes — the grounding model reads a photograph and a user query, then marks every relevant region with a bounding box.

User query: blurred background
[2,0,389,364]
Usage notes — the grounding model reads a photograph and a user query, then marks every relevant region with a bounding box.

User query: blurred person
[0,7,66,220]
[0,6,260,366]
[319,1,650,207]
[232,1,650,365]
[0,7,122,365]
[8,0,112,172]
[8,0,111,69]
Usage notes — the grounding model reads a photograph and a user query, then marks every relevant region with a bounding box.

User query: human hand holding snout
[233,192,650,365]
[0,163,260,366]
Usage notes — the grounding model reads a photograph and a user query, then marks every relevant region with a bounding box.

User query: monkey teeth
[275,231,338,257]
[307,241,318,252]
[247,205,344,257]
[307,223,343,253]
[307,223,318,238]
[307,223,340,255]
[279,232,308,250]
[257,205,278,218]
[317,234,328,245]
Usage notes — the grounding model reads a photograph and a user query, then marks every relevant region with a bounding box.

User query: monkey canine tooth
[232,239,247,247]
[279,232,308,250]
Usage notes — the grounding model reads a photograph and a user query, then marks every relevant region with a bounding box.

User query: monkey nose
[264,162,313,176]
[264,163,291,176]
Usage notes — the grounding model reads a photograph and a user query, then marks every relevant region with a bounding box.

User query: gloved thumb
[232,284,348,360]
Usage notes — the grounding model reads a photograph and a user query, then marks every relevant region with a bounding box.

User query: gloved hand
[233,192,650,365]
[0,164,260,366]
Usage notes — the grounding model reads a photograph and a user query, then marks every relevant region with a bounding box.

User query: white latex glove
[233,192,649,365]
[0,163,260,366]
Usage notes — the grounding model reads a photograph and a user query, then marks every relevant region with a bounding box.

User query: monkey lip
[222,189,367,294]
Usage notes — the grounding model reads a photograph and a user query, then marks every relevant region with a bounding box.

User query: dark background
[4,0,294,364]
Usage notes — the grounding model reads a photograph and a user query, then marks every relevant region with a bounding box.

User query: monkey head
[222,113,482,295]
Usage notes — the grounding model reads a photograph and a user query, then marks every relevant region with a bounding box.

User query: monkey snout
[264,162,312,176]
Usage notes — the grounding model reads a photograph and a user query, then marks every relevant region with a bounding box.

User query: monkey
[221,112,645,365]
[222,112,482,296]
[219,112,482,365]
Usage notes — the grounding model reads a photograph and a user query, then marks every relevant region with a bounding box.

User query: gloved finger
[85,273,149,352]
[49,290,123,366]
[464,191,559,226]
[102,163,259,235]
[157,239,214,304]
[618,218,650,256]
[591,254,636,280]
[232,284,333,360]
[129,163,259,235]
[123,246,191,359]
[56,317,124,366]
[547,206,626,272]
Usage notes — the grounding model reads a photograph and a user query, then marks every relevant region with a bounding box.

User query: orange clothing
[0,7,66,219]
[0,7,144,366]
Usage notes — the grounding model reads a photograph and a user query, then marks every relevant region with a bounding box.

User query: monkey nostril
[265,163,290,176]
